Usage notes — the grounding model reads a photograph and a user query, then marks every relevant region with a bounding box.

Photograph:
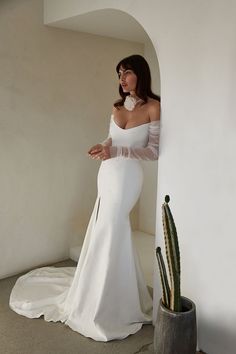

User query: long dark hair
[114,54,160,109]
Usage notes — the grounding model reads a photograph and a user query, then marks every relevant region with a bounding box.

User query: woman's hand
[88,144,111,160]
[88,144,103,155]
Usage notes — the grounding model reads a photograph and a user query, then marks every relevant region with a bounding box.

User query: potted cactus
[154,195,197,354]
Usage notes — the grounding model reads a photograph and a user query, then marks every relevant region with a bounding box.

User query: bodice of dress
[110,114,150,148]
[101,114,160,160]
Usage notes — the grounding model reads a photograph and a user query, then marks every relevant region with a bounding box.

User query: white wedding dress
[9,114,160,342]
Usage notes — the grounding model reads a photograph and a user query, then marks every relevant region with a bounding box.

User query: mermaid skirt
[9,157,153,341]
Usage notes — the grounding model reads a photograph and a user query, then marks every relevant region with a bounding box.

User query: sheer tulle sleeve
[101,133,112,147]
[109,120,160,161]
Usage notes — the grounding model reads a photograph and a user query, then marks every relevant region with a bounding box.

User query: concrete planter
[154,296,197,354]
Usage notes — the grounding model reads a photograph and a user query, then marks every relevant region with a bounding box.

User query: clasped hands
[88,144,111,161]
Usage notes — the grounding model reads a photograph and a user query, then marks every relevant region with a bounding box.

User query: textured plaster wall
[0,0,143,278]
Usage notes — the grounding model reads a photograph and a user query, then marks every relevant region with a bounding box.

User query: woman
[9,54,161,342]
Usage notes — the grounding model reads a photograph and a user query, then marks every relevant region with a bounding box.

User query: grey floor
[0,259,155,354]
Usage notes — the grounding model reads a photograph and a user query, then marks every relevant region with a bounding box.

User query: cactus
[156,247,170,308]
[156,195,182,311]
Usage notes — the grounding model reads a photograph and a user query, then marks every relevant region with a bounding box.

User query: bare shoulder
[112,105,119,115]
[147,98,161,121]
[112,105,125,118]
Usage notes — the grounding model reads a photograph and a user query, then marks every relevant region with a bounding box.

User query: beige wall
[0,0,144,278]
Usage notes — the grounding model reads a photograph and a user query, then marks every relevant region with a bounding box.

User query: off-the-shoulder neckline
[111,114,159,131]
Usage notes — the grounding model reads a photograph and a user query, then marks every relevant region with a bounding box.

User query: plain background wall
[44,1,236,354]
[0,0,146,279]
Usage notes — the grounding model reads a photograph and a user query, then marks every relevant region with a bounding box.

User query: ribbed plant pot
[154,296,197,354]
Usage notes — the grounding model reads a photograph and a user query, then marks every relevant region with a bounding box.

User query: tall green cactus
[156,195,182,311]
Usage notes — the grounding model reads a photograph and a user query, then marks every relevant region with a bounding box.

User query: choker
[124,95,142,111]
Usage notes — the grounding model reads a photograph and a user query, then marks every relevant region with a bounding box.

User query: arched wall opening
[41,0,235,353]
[45,7,161,317]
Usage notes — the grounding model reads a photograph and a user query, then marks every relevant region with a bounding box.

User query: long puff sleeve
[109,120,160,160]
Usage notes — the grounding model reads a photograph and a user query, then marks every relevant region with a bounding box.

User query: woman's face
[118,66,137,93]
